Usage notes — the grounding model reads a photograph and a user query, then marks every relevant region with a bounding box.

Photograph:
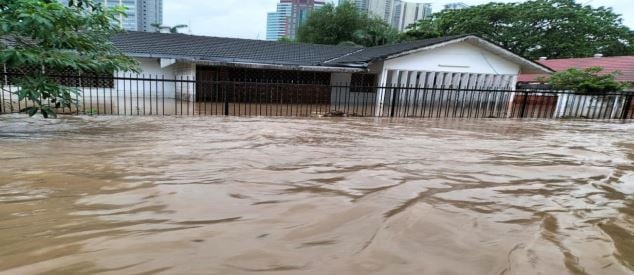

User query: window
[4,66,114,88]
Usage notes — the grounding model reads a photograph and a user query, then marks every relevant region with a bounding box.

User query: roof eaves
[378,35,554,74]
[126,53,365,73]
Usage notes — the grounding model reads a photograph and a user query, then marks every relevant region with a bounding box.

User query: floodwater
[0,115,633,275]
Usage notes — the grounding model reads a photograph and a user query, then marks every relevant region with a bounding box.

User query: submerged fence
[1,73,633,120]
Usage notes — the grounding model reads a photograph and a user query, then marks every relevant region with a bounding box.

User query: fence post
[622,95,632,120]
[390,84,398,117]
[223,83,229,116]
[519,91,529,118]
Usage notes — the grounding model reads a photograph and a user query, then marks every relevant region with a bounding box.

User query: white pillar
[375,69,390,116]
[506,75,518,118]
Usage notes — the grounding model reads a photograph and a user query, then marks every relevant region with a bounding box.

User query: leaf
[403,0,634,59]
[20,107,39,117]
[42,107,57,119]
[28,107,39,117]
[2,0,139,117]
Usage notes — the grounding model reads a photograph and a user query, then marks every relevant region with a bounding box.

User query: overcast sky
[163,0,633,40]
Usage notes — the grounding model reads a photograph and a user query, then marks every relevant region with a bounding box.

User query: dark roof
[112,32,360,67]
[111,32,550,74]
[326,35,469,65]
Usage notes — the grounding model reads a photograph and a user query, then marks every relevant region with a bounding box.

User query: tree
[150,23,162,32]
[0,0,138,118]
[151,23,188,33]
[539,67,629,93]
[400,19,441,40]
[277,36,295,43]
[296,1,399,47]
[352,17,400,47]
[403,0,634,59]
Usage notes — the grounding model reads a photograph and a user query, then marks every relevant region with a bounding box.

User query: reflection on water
[0,115,633,274]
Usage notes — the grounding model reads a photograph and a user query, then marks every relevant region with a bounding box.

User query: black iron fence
[1,73,633,120]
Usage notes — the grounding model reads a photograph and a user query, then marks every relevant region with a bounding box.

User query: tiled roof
[325,35,469,65]
[111,32,361,67]
[111,32,549,74]
[518,56,634,83]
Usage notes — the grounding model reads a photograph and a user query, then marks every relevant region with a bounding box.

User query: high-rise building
[138,0,163,32]
[391,1,431,32]
[340,0,394,23]
[58,0,162,32]
[266,0,325,41]
[340,0,368,13]
[443,2,469,10]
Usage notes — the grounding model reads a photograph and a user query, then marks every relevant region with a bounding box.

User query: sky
[163,0,634,40]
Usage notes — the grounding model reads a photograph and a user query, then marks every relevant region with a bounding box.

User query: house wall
[330,72,351,109]
[172,62,196,101]
[553,94,626,119]
[371,41,521,116]
[382,42,520,75]
[330,72,379,114]
[113,57,196,101]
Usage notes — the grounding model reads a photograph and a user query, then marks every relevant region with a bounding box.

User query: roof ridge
[540,56,634,61]
[120,31,360,50]
[323,48,367,64]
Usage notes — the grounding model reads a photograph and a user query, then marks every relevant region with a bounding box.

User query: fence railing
[1,73,633,120]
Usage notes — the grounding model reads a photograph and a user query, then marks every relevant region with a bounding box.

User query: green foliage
[352,17,400,47]
[403,0,634,59]
[296,1,399,47]
[152,23,188,33]
[0,0,138,117]
[400,19,441,40]
[540,67,629,93]
[277,36,295,43]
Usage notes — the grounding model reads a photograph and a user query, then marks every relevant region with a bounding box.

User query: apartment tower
[266,0,326,41]
[58,0,163,32]
[391,1,432,32]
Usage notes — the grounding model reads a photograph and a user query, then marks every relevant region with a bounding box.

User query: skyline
[163,0,634,40]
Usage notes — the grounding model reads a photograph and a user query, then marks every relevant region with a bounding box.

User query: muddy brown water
[0,115,633,275]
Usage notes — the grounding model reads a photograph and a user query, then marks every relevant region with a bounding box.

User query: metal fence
[1,73,633,120]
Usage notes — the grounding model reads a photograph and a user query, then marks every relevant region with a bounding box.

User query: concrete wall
[330,72,351,108]
[172,62,196,101]
[114,57,196,101]
[382,41,520,75]
[329,72,375,115]
[554,94,626,119]
[372,41,522,116]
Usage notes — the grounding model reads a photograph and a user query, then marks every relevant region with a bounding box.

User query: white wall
[554,94,626,119]
[371,41,522,116]
[330,72,351,108]
[381,41,520,75]
[114,58,196,101]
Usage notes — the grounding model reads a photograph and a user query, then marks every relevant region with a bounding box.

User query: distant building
[340,0,394,23]
[266,0,326,41]
[443,2,469,10]
[391,1,432,32]
[341,0,369,12]
[58,0,162,32]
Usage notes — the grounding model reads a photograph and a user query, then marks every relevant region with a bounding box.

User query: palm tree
[151,23,162,32]
[166,24,188,33]
[151,23,188,34]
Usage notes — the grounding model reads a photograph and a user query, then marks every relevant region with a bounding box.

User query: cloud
[163,0,280,39]
[164,0,633,39]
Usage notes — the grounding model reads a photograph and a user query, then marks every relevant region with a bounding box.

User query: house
[110,32,552,116]
[518,56,634,118]
[518,56,634,89]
